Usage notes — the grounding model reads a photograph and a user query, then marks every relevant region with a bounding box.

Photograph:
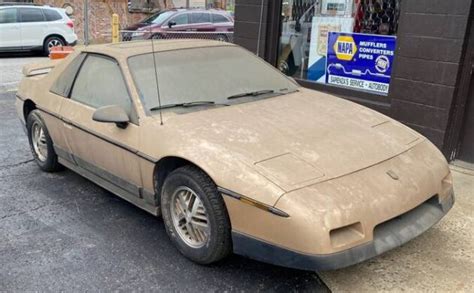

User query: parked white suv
[0,5,77,55]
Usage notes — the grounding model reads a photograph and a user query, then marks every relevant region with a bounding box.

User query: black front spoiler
[232,193,454,271]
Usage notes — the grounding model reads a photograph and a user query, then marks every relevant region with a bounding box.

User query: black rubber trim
[24,101,158,164]
[217,187,289,218]
[232,193,454,271]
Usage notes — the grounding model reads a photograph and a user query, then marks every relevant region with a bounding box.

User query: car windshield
[128,46,298,113]
[144,11,174,24]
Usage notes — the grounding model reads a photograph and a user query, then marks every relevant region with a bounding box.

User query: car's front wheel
[161,166,232,264]
[26,110,62,172]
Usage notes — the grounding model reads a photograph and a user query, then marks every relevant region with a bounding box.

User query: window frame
[68,53,140,125]
[168,12,189,26]
[0,8,18,24]
[18,7,46,23]
[211,13,230,24]
[50,53,87,98]
[190,12,211,24]
[43,8,62,22]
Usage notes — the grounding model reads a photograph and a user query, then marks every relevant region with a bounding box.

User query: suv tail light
[67,20,74,29]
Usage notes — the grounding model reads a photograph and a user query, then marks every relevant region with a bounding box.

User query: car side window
[50,53,86,97]
[191,12,210,24]
[212,14,229,23]
[70,55,134,120]
[0,8,18,24]
[43,9,62,21]
[19,8,45,22]
[170,13,188,25]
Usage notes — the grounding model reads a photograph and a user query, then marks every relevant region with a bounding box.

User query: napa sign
[326,32,397,95]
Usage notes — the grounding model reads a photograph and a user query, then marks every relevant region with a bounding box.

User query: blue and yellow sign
[333,35,358,61]
[326,32,397,95]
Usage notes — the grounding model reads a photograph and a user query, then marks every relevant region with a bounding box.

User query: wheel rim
[170,186,210,248]
[279,60,289,74]
[48,39,62,51]
[31,121,48,162]
[216,35,226,42]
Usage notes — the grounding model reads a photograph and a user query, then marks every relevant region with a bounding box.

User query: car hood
[147,88,422,194]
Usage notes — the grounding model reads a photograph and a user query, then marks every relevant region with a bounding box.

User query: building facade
[234,0,474,165]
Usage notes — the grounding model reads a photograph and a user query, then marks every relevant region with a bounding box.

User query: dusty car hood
[152,88,422,192]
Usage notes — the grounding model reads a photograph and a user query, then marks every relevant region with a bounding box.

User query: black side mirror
[92,105,130,129]
[168,21,176,28]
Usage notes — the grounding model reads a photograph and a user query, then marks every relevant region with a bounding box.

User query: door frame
[444,9,474,161]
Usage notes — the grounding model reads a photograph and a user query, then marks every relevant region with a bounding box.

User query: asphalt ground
[0,89,330,291]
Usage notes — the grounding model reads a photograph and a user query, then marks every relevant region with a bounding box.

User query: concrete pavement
[0,54,47,92]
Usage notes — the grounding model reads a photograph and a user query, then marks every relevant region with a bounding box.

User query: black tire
[43,36,65,56]
[279,53,298,76]
[26,110,62,172]
[161,166,232,264]
[215,34,228,42]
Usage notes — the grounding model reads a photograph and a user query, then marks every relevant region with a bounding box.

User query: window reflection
[278,0,400,83]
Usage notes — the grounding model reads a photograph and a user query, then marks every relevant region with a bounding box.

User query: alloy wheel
[31,121,48,162]
[170,186,210,248]
[48,39,63,51]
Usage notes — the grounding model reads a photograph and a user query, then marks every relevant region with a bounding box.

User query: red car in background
[124,9,234,42]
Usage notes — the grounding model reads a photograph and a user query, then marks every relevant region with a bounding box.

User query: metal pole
[84,0,90,45]
[256,0,265,57]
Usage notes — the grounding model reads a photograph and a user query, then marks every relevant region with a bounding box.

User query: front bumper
[232,192,454,271]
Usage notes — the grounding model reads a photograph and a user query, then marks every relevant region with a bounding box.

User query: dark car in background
[123,9,234,42]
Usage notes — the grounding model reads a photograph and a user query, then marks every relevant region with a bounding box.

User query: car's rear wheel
[27,110,62,172]
[161,166,232,264]
[43,36,65,56]
[215,34,228,42]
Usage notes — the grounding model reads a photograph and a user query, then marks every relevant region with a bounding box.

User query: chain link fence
[120,30,234,43]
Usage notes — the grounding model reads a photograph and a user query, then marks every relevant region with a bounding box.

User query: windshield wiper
[227,89,276,100]
[149,101,219,111]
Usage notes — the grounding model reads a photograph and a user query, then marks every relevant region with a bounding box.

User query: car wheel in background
[27,110,62,172]
[161,165,232,264]
[278,54,298,76]
[43,36,65,56]
[215,34,228,42]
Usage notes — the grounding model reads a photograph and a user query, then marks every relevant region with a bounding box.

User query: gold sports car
[16,40,454,271]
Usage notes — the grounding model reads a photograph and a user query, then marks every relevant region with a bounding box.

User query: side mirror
[92,105,130,129]
[168,21,176,28]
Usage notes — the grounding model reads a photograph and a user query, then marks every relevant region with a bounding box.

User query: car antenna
[149,27,164,125]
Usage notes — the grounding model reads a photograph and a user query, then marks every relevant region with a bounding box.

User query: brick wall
[389,0,472,149]
[234,0,268,57]
[34,0,168,43]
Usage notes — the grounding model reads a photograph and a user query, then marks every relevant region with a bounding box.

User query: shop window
[278,0,401,96]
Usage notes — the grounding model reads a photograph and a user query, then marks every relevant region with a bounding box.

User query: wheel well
[23,99,36,121]
[153,157,207,201]
[43,34,66,46]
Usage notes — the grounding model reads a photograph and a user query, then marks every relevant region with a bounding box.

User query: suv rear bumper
[232,192,454,271]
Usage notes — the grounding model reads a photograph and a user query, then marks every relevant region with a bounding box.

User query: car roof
[81,39,235,60]
[0,5,56,9]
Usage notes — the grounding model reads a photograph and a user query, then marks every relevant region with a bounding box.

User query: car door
[0,8,21,49]
[19,7,46,48]
[60,54,143,197]
[164,12,190,32]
